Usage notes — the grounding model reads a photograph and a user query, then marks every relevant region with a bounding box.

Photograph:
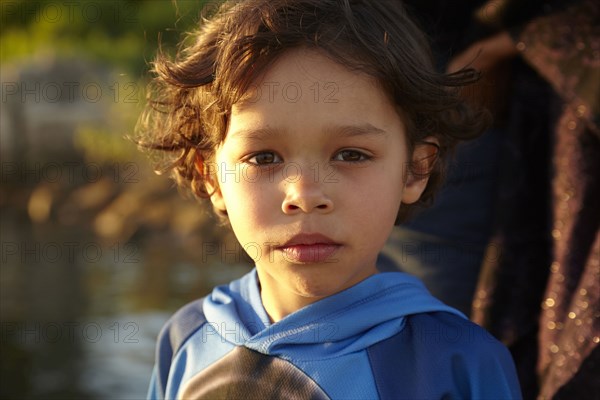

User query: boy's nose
[281,173,334,214]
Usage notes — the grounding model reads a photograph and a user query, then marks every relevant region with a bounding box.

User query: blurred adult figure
[380,0,599,398]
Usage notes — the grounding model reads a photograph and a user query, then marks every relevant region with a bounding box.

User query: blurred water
[0,194,251,399]
[78,313,168,399]
[0,3,248,398]
[0,9,254,394]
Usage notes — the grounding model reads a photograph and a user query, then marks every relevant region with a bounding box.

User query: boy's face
[207,48,430,319]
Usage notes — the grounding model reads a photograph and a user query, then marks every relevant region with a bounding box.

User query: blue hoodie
[148,270,521,399]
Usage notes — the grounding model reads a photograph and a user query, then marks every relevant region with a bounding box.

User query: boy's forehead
[225,49,408,146]
[226,47,409,143]
[274,48,360,83]
[235,47,371,106]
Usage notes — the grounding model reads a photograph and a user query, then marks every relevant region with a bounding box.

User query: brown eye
[247,152,282,165]
[334,150,369,162]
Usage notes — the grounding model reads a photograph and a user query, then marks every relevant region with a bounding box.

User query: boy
[138,0,522,398]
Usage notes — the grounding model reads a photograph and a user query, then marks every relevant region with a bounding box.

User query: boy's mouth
[277,233,341,263]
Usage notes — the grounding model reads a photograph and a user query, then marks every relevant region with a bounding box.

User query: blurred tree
[1,0,211,74]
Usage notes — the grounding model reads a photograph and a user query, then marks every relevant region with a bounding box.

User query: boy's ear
[195,154,227,213]
[401,137,440,204]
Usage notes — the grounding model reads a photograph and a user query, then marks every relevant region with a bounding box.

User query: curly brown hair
[135,0,489,223]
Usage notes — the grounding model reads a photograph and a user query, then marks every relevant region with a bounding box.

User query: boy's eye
[333,149,370,162]
[246,152,282,165]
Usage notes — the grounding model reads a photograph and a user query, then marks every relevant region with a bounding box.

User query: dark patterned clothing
[472,1,600,398]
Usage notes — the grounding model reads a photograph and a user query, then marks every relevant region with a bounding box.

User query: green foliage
[1,0,214,73]
[0,0,220,164]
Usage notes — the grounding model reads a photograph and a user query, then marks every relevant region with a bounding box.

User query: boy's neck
[256,269,328,323]
[255,265,379,322]
[261,286,327,323]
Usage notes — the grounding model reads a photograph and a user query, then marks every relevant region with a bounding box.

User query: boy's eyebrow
[228,127,279,141]
[229,123,388,141]
[324,123,389,138]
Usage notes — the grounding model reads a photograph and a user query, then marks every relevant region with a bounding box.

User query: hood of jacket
[202,269,464,361]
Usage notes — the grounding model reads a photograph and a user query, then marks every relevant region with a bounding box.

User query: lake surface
[1,185,252,399]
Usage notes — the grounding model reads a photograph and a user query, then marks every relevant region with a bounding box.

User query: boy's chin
[271,264,375,297]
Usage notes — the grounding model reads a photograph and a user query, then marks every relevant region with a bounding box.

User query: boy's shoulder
[369,310,513,364]
[403,310,502,350]
[158,297,208,356]
[150,297,208,398]
[368,311,521,399]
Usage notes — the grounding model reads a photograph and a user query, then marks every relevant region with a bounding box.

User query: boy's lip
[279,233,339,247]
[277,233,341,263]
